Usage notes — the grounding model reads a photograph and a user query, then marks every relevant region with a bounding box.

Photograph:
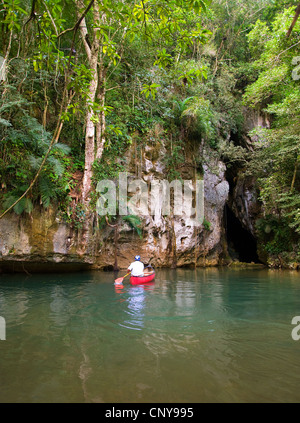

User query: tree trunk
[96,55,106,160]
[76,0,101,205]
[75,0,101,255]
[81,55,98,204]
[1,28,12,92]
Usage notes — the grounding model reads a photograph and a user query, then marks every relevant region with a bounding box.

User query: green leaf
[52,143,71,155]
[0,117,12,127]
[47,156,64,176]
[123,214,143,238]
[33,60,39,72]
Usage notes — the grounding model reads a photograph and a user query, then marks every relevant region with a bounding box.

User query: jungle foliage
[0,0,300,261]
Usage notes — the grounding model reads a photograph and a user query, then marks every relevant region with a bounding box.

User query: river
[0,267,299,403]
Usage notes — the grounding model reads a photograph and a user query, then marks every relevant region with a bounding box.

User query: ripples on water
[0,268,300,403]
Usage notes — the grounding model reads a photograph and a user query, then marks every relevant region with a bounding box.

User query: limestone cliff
[0,142,230,272]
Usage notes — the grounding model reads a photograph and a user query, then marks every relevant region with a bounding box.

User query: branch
[287,3,300,38]
[78,16,92,61]
[57,0,94,38]
[41,0,58,36]
[274,40,300,62]
[106,85,120,91]
[105,215,118,228]
[291,157,298,191]
[24,0,37,26]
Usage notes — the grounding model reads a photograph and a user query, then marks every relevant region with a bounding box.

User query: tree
[243,6,300,254]
[0,0,76,218]
[73,0,212,208]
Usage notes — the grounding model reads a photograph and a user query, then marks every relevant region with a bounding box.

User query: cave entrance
[225,204,260,263]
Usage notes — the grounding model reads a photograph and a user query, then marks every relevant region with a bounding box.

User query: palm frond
[39,176,57,208]
[28,155,43,170]
[2,192,33,215]
[122,214,143,238]
[47,156,65,176]
[52,143,71,155]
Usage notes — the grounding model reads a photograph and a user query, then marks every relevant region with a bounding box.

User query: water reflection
[0,289,30,326]
[0,268,300,402]
[50,285,73,327]
[118,284,154,330]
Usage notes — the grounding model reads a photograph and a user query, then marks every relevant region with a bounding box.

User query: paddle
[114,272,131,285]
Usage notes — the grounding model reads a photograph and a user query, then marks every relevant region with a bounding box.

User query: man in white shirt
[128,255,144,277]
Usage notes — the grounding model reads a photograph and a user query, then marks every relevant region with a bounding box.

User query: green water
[0,268,300,403]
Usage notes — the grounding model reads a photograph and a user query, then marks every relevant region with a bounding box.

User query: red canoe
[130,271,155,285]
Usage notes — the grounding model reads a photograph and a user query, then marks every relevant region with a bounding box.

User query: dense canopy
[0,0,299,266]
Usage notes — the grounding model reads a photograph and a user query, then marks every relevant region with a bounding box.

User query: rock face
[0,143,230,272]
[201,160,230,266]
[242,107,271,148]
[227,174,261,237]
[230,108,268,238]
[0,208,93,272]
[90,144,230,270]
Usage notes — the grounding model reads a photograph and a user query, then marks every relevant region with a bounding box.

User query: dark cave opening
[225,204,261,263]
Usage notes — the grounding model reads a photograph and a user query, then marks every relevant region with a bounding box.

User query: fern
[122,214,143,239]
[28,155,43,170]
[47,156,65,176]
[0,70,72,216]
[19,198,33,214]
[39,176,57,208]
[0,98,28,114]
[277,192,300,234]
[180,97,217,141]
[3,190,33,215]
[0,117,12,127]
[52,143,71,155]
[22,116,52,154]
